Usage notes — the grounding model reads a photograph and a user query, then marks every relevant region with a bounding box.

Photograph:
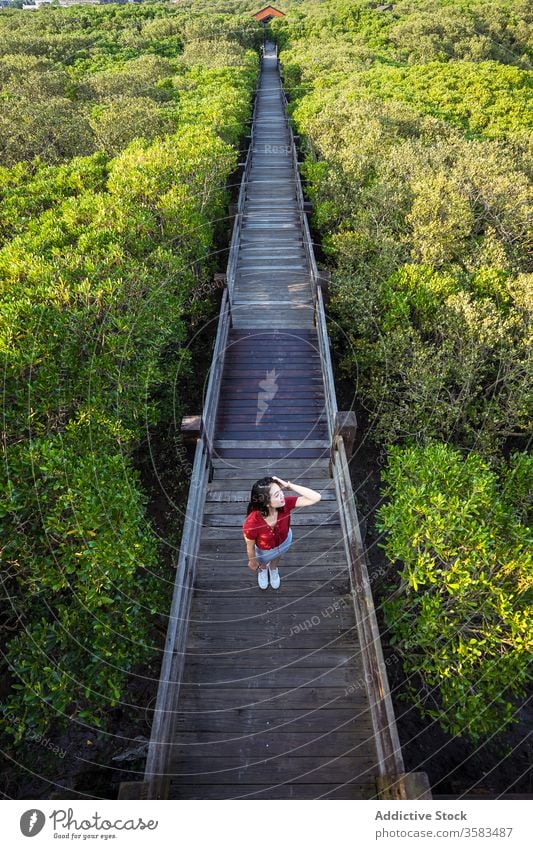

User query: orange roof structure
[252,6,286,23]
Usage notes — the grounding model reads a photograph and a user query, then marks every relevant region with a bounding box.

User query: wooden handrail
[141,57,264,802]
[202,287,231,466]
[143,436,210,798]
[278,43,409,791]
[315,285,337,443]
[143,289,231,798]
[226,56,259,303]
[139,41,412,803]
[331,436,406,781]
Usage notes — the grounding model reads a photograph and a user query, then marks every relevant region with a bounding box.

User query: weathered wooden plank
[215,426,327,435]
[206,489,335,501]
[180,647,358,669]
[207,477,333,489]
[216,412,327,421]
[171,707,367,735]
[169,782,376,800]
[186,628,358,655]
[221,371,322,379]
[214,449,330,459]
[200,527,341,541]
[189,592,353,617]
[211,459,330,470]
[170,731,374,760]
[216,412,325,420]
[215,422,328,432]
[176,685,368,713]
[194,551,348,566]
[203,500,337,514]
[229,329,317,338]
[194,568,348,581]
[186,607,353,632]
[216,429,329,439]
[194,565,348,580]
[204,514,340,529]
[217,397,325,405]
[167,756,377,784]
[181,664,357,688]
[214,439,329,448]
[193,569,349,585]
[231,322,316,330]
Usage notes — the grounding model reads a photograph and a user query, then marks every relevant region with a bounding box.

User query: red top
[242,495,299,550]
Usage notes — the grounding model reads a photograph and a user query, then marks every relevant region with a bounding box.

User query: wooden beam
[118,781,148,800]
[180,414,202,444]
[337,410,357,456]
[317,269,331,306]
[376,772,432,800]
[214,272,227,288]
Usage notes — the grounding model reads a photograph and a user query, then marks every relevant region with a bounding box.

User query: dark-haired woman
[242,475,321,590]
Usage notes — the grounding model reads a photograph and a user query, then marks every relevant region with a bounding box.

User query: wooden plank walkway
[165,42,381,800]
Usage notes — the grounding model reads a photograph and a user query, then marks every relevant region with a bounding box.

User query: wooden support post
[213,272,227,289]
[180,415,202,446]
[330,410,357,474]
[376,772,432,800]
[118,781,149,800]
[303,200,313,217]
[228,203,238,222]
[317,269,331,307]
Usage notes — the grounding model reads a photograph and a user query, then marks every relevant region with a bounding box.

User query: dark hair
[246,477,282,517]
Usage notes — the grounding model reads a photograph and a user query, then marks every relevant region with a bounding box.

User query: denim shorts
[254,527,293,566]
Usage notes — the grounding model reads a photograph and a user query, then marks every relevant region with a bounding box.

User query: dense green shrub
[0,2,258,743]
[1,416,161,741]
[333,265,532,452]
[275,0,532,741]
[376,443,532,741]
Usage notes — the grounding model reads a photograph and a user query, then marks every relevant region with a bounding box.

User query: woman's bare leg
[269,556,280,570]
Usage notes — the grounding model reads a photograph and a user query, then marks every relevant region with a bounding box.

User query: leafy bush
[0,415,161,741]
[275,0,533,743]
[334,265,532,452]
[0,2,257,743]
[376,443,532,740]
[89,96,177,155]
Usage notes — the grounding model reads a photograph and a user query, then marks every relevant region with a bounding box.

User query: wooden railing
[140,60,260,799]
[226,55,261,303]
[142,290,231,799]
[277,41,418,797]
[129,39,425,802]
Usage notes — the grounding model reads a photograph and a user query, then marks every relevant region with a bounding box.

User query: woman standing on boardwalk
[242,476,321,590]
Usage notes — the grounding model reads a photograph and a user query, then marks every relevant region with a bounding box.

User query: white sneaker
[258,569,268,590]
[268,567,280,589]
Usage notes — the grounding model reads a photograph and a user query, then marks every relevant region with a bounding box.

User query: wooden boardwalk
[230,42,314,330]
[134,42,422,802]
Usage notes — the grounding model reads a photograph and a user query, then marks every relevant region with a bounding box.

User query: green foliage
[376,443,532,740]
[0,1,257,743]
[1,416,161,741]
[278,26,532,456]
[0,153,109,242]
[334,265,532,452]
[0,96,94,166]
[89,95,177,155]
[0,3,259,165]
[275,0,533,742]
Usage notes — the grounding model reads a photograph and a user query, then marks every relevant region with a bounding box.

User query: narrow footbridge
[121,41,430,801]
